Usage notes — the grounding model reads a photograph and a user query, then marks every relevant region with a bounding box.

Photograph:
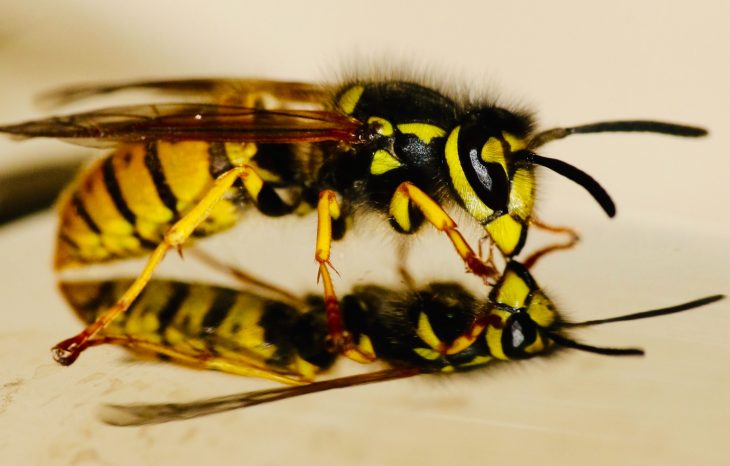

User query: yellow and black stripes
[143,142,180,217]
[61,279,337,377]
[61,265,556,379]
[55,140,305,268]
[59,257,715,386]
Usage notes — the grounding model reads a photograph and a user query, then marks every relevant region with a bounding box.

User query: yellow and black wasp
[59,260,723,425]
[0,77,708,365]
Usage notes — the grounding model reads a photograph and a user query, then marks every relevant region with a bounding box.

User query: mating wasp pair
[0,75,720,424]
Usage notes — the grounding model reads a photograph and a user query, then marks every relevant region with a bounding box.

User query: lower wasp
[0,76,708,365]
[59,259,723,425]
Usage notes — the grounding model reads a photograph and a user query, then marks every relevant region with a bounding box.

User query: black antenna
[547,332,644,356]
[564,295,724,327]
[529,120,708,149]
[519,151,616,217]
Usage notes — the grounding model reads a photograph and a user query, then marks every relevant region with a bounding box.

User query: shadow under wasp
[0,76,708,365]
[59,254,723,425]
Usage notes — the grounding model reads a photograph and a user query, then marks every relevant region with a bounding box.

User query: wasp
[59,259,723,425]
[0,77,708,365]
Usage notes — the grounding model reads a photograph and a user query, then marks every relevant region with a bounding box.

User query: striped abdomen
[55,141,258,268]
[61,279,336,379]
[61,278,518,378]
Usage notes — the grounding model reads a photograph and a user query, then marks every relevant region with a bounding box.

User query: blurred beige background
[0,1,728,465]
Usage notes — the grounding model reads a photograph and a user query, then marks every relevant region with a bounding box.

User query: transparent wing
[37,78,333,109]
[0,103,363,148]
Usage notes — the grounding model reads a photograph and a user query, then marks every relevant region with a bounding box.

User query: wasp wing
[37,78,332,109]
[99,368,422,426]
[0,103,363,148]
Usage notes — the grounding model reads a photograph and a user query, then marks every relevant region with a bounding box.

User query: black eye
[502,313,537,359]
[457,116,510,213]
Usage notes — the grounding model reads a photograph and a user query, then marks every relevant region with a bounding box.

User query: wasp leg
[189,248,303,306]
[523,217,581,268]
[52,165,275,366]
[314,190,375,364]
[390,182,498,284]
[85,335,308,385]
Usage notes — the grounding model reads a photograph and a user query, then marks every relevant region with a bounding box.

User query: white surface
[0,1,728,465]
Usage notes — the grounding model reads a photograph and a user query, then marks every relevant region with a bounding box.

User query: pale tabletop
[1,2,728,465]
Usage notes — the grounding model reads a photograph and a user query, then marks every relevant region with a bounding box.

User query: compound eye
[457,119,510,213]
[502,313,538,359]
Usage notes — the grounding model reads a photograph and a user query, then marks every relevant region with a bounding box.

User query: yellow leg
[86,336,308,385]
[315,190,375,364]
[52,165,264,365]
[390,182,498,283]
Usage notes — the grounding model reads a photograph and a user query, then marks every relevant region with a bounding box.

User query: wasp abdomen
[55,141,266,268]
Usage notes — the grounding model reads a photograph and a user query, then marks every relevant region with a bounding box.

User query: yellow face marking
[486,214,525,257]
[370,149,402,175]
[416,312,444,352]
[502,132,526,152]
[337,85,364,114]
[397,123,446,144]
[414,347,442,361]
[444,127,494,223]
[480,137,507,172]
[508,167,535,220]
[527,291,556,328]
[485,309,510,360]
[496,268,531,309]
[441,365,456,373]
[524,333,546,354]
[389,188,412,231]
[367,116,394,137]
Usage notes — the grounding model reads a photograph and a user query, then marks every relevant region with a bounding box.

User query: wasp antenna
[522,151,616,217]
[529,120,708,148]
[548,332,644,357]
[564,294,724,328]
[99,368,422,426]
